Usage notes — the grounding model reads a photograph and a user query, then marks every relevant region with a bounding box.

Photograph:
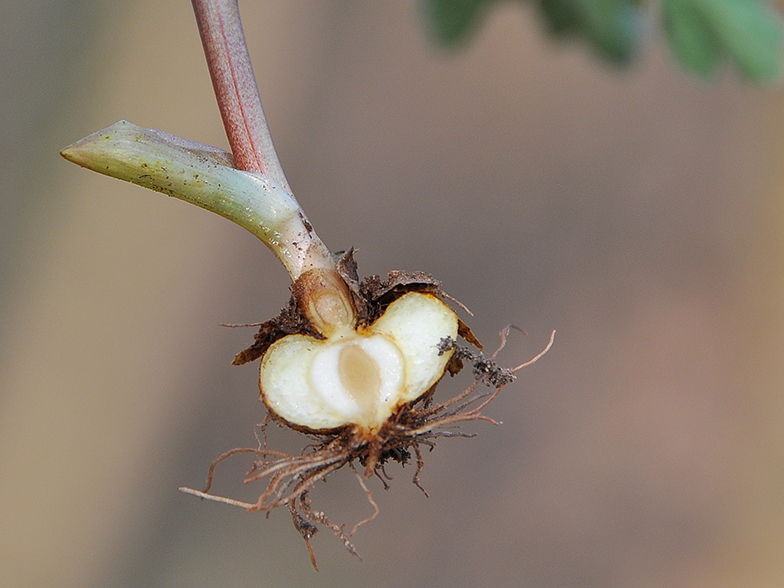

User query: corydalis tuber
[61,0,551,568]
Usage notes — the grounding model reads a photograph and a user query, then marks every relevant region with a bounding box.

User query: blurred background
[2,1,784,587]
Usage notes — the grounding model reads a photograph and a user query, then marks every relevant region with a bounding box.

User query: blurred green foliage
[422,0,783,81]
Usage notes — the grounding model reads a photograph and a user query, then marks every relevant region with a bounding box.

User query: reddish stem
[191,0,354,331]
[191,0,290,193]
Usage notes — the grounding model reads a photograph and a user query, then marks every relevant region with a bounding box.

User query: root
[181,328,555,566]
[178,486,257,509]
[412,444,429,497]
[289,500,320,570]
[348,462,380,536]
[511,328,556,373]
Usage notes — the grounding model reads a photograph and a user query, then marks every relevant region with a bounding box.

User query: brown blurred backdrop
[2,1,784,587]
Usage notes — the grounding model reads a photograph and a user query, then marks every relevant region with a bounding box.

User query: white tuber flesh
[260,292,458,432]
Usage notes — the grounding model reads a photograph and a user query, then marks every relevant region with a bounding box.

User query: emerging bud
[292,268,356,336]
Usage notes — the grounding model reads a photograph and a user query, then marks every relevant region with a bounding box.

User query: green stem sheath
[60,121,334,282]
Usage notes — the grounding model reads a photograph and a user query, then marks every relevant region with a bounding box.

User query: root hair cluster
[180,327,554,569]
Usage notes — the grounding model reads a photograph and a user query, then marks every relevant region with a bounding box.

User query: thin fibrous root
[181,326,554,565]
[412,444,429,497]
[289,501,320,570]
[178,487,257,510]
[511,329,556,373]
[204,447,272,493]
[348,463,380,536]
